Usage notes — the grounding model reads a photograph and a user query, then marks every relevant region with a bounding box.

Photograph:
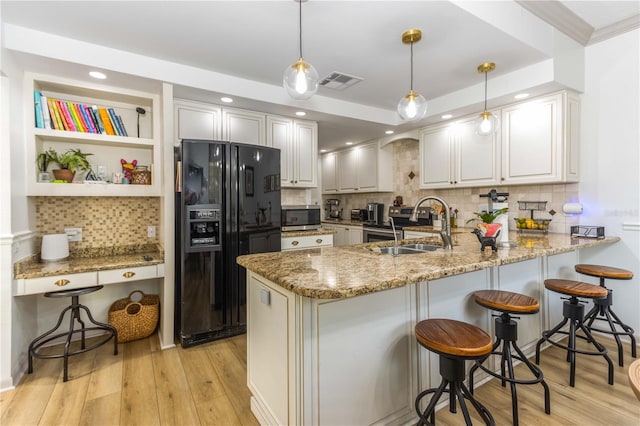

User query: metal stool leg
[28,305,73,374]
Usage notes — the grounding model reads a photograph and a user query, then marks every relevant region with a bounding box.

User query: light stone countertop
[237,231,620,299]
[14,244,164,279]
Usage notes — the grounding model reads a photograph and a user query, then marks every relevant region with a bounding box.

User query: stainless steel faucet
[410,196,453,251]
[388,217,399,256]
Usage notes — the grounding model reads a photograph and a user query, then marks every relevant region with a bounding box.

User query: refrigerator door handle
[210,252,216,307]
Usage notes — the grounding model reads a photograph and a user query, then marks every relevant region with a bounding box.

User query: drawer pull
[123,271,136,278]
[54,279,70,287]
[291,240,299,246]
[316,239,323,244]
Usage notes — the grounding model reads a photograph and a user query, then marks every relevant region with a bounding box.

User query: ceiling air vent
[319,72,363,90]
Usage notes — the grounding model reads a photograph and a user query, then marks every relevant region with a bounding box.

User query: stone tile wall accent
[35,197,160,250]
[322,139,581,234]
[282,188,309,205]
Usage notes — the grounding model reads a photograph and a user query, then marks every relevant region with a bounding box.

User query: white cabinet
[501,91,580,184]
[281,233,333,250]
[321,152,338,193]
[26,72,161,196]
[174,100,221,142]
[323,141,393,193]
[323,224,362,246]
[222,107,266,146]
[267,116,318,188]
[419,115,499,189]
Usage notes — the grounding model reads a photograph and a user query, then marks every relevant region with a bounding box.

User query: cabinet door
[175,102,221,142]
[267,116,293,186]
[337,149,358,191]
[419,124,454,188]
[321,153,338,193]
[501,94,561,184]
[348,227,363,245]
[456,117,500,187]
[356,143,378,191]
[222,108,266,145]
[292,120,318,187]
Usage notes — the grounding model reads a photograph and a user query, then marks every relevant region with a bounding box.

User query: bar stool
[415,318,495,426]
[28,285,118,382]
[575,264,636,366]
[468,290,550,425]
[535,279,613,387]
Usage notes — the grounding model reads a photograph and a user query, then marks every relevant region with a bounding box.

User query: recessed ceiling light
[441,114,453,120]
[89,71,106,79]
[221,97,233,103]
[320,149,327,153]
[295,111,306,116]
[385,130,394,135]
[514,93,529,100]
[345,141,353,145]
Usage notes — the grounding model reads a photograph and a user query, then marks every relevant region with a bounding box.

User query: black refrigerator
[175,140,281,347]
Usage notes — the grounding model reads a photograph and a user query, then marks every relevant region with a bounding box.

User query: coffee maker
[366,203,384,225]
[325,199,342,220]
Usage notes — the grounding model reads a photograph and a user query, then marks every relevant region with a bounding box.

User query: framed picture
[245,166,254,196]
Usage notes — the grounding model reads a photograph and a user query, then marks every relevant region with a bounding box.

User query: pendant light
[283,0,319,100]
[475,62,499,135]
[397,29,427,121]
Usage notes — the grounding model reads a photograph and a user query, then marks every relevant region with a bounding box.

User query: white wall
[578,29,640,341]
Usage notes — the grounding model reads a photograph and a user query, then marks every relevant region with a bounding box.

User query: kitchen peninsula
[236,231,620,425]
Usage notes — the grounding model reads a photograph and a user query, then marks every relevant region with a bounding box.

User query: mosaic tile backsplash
[323,139,581,234]
[35,197,160,250]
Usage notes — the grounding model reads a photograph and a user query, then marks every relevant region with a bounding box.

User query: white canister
[41,234,70,261]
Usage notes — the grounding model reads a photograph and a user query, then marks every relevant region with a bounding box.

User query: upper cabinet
[26,72,161,196]
[419,115,499,189]
[501,92,579,184]
[175,100,221,142]
[419,90,579,189]
[321,141,393,194]
[222,107,266,146]
[266,116,318,188]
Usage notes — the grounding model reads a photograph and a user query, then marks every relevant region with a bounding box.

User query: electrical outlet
[64,227,82,242]
[147,226,156,238]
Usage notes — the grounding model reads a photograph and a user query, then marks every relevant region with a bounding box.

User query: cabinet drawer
[15,272,98,296]
[98,265,159,285]
[282,235,333,250]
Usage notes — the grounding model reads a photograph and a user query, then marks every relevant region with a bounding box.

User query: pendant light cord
[298,0,303,59]
[410,42,414,91]
[483,70,488,111]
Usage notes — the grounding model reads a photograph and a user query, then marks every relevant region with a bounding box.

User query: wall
[578,29,639,341]
[324,139,581,235]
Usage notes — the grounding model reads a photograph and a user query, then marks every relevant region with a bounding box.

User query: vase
[52,169,75,183]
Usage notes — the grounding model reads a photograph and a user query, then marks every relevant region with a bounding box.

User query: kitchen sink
[377,244,440,255]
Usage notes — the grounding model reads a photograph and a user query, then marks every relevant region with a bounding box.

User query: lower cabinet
[281,234,333,251]
[322,224,362,246]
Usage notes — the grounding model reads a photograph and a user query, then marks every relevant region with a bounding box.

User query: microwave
[281,205,321,231]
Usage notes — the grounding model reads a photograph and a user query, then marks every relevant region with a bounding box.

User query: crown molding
[589,14,640,45]
[516,0,593,46]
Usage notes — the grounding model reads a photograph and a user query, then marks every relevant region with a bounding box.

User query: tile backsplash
[35,197,160,249]
[322,139,581,234]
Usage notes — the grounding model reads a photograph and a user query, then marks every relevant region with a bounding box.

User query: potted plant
[466,207,508,225]
[37,148,93,182]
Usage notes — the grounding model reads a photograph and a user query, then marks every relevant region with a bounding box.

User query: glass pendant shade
[397,90,427,121]
[475,110,499,136]
[283,58,319,100]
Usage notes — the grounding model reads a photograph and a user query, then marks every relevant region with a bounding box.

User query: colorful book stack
[34,91,128,137]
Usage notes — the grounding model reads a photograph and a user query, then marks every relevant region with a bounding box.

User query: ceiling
[2,1,639,152]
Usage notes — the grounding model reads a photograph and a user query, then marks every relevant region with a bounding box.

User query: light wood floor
[1,334,638,425]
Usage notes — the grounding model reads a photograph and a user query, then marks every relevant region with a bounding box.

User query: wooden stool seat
[629,359,640,401]
[415,318,492,358]
[575,264,633,280]
[473,290,539,314]
[543,279,608,299]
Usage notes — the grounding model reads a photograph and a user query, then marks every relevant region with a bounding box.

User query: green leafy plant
[37,148,93,173]
[466,207,508,224]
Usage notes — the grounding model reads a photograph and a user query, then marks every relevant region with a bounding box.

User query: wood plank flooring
[1,334,638,425]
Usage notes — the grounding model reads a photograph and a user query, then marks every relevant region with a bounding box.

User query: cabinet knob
[501,177,505,181]
[291,240,299,246]
[316,239,323,244]
[294,180,298,183]
[450,181,453,184]
[454,181,457,184]
[123,271,136,278]
[54,279,70,287]
[290,180,294,183]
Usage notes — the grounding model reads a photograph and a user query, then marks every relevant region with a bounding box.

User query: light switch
[260,288,270,305]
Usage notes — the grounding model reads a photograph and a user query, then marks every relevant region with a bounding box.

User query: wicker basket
[131,169,151,185]
[108,290,159,343]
